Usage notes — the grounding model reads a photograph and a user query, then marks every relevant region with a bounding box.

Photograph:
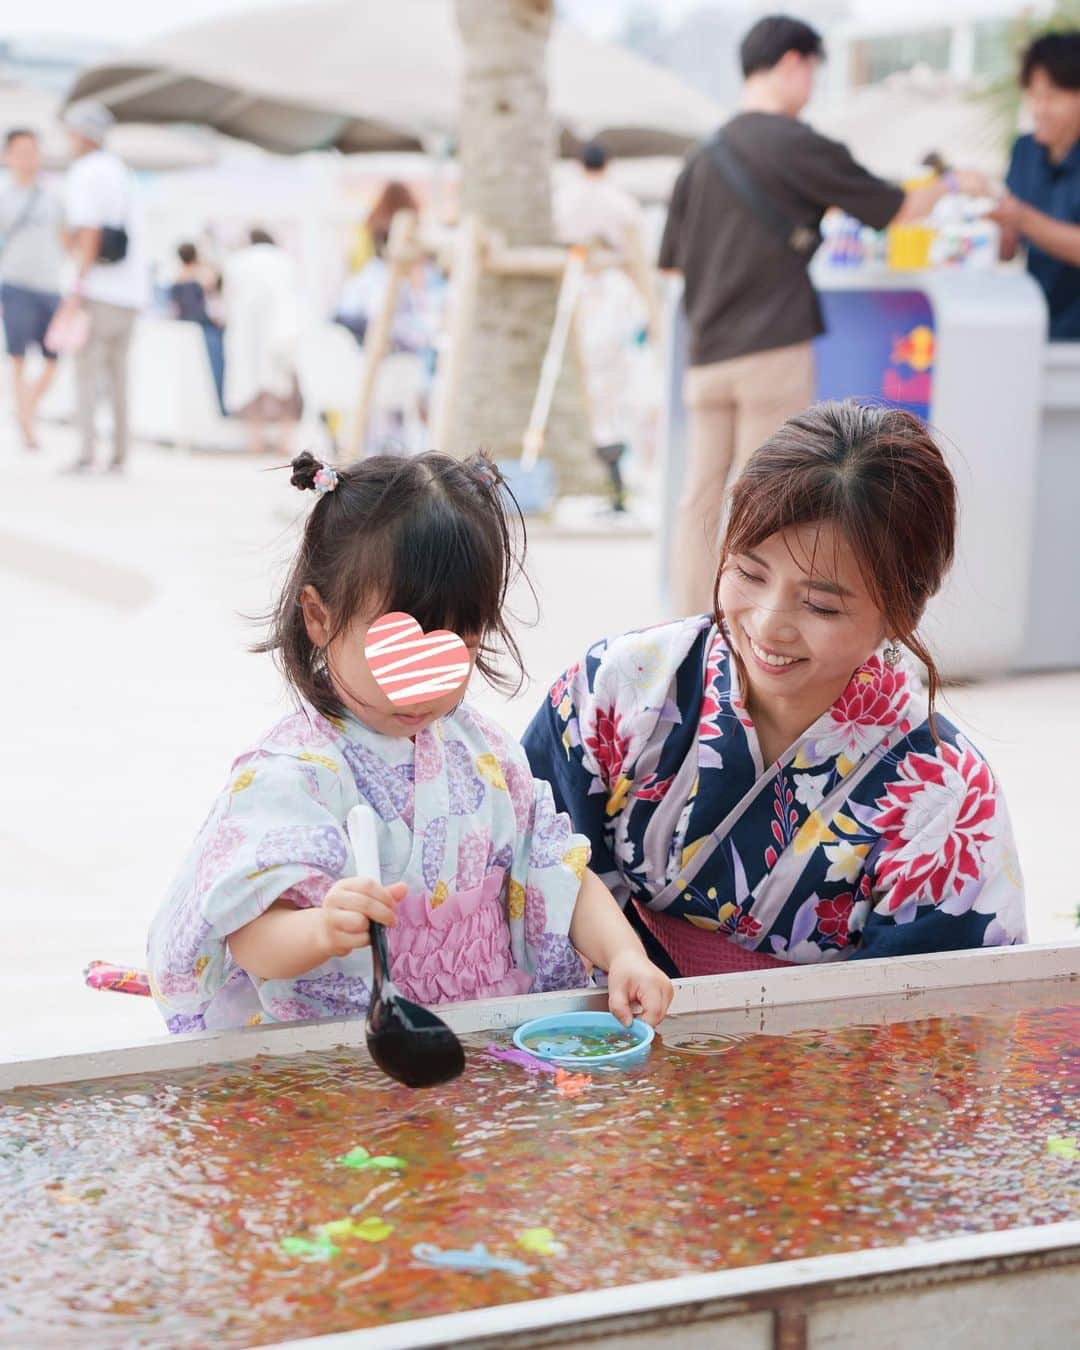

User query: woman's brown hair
[256,450,528,718]
[715,401,957,726]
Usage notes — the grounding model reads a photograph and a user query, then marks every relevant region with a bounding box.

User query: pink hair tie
[313,466,339,494]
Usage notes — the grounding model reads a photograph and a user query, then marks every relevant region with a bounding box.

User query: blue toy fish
[411,1241,534,1276]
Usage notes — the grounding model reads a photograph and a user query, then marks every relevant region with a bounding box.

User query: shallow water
[1,995,1077,1348]
[521,1029,641,1059]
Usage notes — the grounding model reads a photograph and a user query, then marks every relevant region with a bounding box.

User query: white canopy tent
[65,0,725,158]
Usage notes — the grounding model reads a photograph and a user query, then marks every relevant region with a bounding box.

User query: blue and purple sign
[814,289,935,419]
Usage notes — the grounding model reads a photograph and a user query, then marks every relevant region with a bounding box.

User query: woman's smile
[743,628,806,673]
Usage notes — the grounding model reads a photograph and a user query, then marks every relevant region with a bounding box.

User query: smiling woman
[523,401,1028,978]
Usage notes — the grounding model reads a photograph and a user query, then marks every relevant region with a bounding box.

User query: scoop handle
[346,804,392,990]
[346,804,381,879]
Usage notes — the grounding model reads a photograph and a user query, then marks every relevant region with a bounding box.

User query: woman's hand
[314,877,407,960]
[606,947,674,1028]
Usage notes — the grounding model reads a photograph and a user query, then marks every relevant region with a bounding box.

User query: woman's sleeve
[521,640,622,892]
[852,749,1028,962]
[147,751,350,1029]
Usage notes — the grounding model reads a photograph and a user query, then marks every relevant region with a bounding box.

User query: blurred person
[336,180,427,350]
[0,127,64,450]
[333,252,433,354]
[992,32,1080,340]
[365,180,420,256]
[170,241,225,412]
[555,141,658,508]
[223,227,301,456]
[554,140,643,254]
[57,99,149,475]
[659,14,989,615]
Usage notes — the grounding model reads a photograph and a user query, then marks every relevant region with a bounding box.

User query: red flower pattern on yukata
[801,657,912,767]
[549,663,581,711]
[635,772,675,803]
[871,741,997,911]
[584,706,630,789]
[698,635,727,741]
[815,893,854,946]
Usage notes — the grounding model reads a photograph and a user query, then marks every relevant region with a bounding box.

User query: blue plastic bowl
[512,1011,654,1069]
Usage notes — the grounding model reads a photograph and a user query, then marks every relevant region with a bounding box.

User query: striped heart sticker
[364,612,471,708]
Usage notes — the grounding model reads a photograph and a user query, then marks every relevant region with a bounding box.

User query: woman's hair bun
[290,451,323,491]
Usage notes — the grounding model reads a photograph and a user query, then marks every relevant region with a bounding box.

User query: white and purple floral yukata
[523,616,1028,973]
[148,703,590,1033]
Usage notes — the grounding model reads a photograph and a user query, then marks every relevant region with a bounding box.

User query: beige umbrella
[810,69,1008,182]
[0,79,219,172]
[65,0,724,157]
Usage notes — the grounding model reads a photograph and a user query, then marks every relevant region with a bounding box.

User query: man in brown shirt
[660,15,987,615]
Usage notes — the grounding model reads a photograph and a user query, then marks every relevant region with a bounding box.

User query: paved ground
[3,421,1078,1060]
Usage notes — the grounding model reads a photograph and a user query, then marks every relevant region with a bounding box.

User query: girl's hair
[256,450,528,717]
[715,400,957,724]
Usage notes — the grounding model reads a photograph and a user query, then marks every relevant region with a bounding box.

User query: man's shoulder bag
[704,133,821,260]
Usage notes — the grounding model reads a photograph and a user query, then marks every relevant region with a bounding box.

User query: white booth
[661,266,1065,680]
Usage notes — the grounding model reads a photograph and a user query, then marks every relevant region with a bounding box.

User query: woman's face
[717,522,888,717]
[301,589,479,738]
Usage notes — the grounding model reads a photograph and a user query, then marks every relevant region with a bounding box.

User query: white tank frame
[3,943,1078,1349]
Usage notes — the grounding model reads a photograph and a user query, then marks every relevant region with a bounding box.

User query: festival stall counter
[661,265,1052,680]
[1021,338,1080,671]
[1,944,1077,1348]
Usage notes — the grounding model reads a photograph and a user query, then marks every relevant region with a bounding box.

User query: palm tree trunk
[452,0,596,492]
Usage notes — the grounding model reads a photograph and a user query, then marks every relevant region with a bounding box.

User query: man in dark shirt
[992,32,1080,341]
[660,15,985,615]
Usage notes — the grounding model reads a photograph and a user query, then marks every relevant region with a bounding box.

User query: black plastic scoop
[347,806,465,1090]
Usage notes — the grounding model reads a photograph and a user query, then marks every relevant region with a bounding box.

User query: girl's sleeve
[852,752,1028,962]
[496,730,592,994]
[147,750,350,1030]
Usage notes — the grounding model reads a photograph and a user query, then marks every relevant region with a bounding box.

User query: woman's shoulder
[872,704,1006,842]
[574,614,714,690]
[898,704,995,767]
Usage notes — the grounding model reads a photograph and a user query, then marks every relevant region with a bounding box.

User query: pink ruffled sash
[386,867,531,1005]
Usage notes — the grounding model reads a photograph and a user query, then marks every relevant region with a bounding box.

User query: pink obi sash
[386,866,532,1006]
[635,902,789,977]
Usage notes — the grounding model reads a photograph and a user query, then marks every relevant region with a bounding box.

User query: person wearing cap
[0,127,64,449]
[57,99,149,474]
[991,32,1080,341]
[659,14,989,617]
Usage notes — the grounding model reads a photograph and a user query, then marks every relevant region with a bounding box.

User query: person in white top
[223,227,302,456]
[57,99,148,474]
[554,141,644,256]
[553,143,661,506]
[0,128,65,449]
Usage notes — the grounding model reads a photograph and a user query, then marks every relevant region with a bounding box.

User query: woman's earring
[883,639,902,668]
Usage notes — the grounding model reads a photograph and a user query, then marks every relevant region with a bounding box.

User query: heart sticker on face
[364,612,471,708]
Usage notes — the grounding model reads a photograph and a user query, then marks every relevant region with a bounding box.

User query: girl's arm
[570,870,674,1026]
[228,878,406,980]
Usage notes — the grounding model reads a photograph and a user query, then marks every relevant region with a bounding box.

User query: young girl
[148,451,674,1032]
[524,402,1028,976]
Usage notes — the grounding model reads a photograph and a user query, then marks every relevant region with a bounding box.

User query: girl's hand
[315,877,407,960]
[606,947,674,1028]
